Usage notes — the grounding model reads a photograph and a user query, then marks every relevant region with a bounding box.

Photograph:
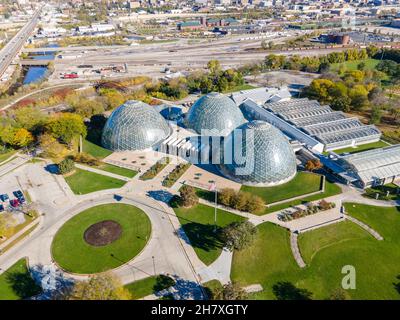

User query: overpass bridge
[0,7,42,80]
[20,59,53,66]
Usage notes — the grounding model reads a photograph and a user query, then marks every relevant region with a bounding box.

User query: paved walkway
[290,232,306,268]
[345,215,384,241]
[198,248,233,285]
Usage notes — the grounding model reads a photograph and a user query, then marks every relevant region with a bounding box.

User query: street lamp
[152,256,156,276]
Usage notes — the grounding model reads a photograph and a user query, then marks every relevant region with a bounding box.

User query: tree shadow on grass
[394,275,400,295]
[177,223,224,253]
[153,275,175,293]
[5,270,42,299]
[272,281,313,300]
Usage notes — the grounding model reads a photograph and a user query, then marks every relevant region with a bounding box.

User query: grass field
[125,275,175,299]
[51,203,151,274]
[83,139,112,159]
[330,59,380,72]
[173,203,245,265]
[64,169,126,194]
[231,204,400,300]
[0,258,41,300]
[98,163,137,178]
[241,172,322,204]
[0,149,17,163]
[202,279,223,299]
[331,140,389,155]
[263,178,342,214]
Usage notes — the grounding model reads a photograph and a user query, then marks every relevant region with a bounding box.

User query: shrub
[245,195,265,214]
[218,188,236,207]
[217,189,266,214]
[179,185,199,208]
[72,152,101,167]
[58,158,75,175]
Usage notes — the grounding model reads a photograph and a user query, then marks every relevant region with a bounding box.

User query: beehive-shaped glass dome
[185,92,246,136]
[102,100,170,151]
[219,120,297,186]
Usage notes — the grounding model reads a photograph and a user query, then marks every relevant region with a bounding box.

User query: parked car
[10,199,20,208]
[0,194,9,202]
[13,190,23,199]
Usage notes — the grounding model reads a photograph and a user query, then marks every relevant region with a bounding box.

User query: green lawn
[298,220,370,264]
[0,149,17,163]
[241,172,323,204]
[64,169,126,194]
[331,140,390,155]
[202,279,223,299]
[330,59,380,72]
[125,275,175,299]
[52,203,151,274]
[173,203,245,265]
[364,183,400,201]
[0,258,41,300]
[231,204,400,300]
[263,178,342,214]
[98,163,137,178]
[82,139,112,159]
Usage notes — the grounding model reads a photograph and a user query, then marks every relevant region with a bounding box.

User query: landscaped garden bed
[162,162,191,187]
[140,157,170,181]
[278,200,336,222]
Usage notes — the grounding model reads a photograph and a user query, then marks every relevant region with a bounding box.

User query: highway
[0,7,41,80]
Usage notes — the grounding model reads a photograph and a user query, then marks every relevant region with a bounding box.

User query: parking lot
[0,172,27,213]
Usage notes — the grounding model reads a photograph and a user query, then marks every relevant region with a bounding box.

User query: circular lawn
[51,203,151,274]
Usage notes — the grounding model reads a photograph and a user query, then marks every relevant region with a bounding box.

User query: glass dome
[185,92,246,136]
[219,120,297,186]
[102,100,170,151]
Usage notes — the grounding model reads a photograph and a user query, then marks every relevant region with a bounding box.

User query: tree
[305,79,335,104]
[230,191,251,211]
[213,282,247,300]
[305,159,322,172]
[12,128,34,148]
[207,60,221,75]
[179,185,199,207]
[369,106,382,125]
[54,274,131,300]
[38,133,69,159]
[221,221,257,251]
[264,54,285,70]
[58,158,75,175]
[46,113,87,145]
[245,195,265,214]
[218,188,236,207]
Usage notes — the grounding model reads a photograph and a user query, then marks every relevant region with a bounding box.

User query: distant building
[391,19,400,28]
